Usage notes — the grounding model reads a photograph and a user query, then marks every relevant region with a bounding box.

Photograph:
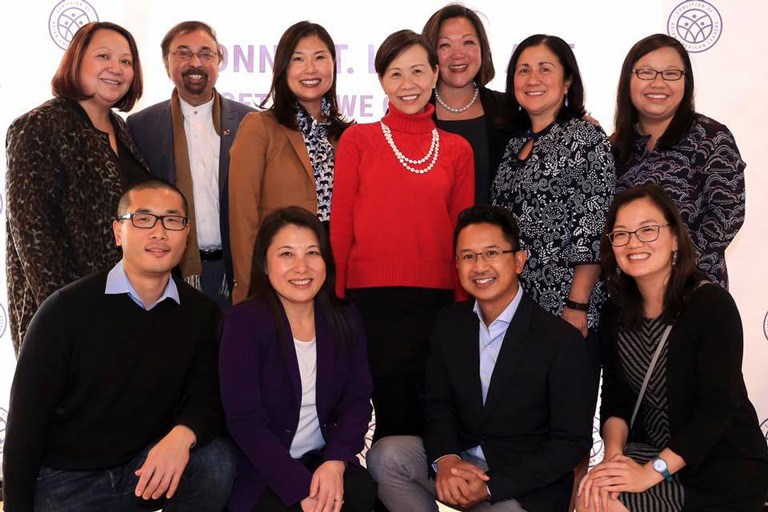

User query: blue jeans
[33,437,236,512]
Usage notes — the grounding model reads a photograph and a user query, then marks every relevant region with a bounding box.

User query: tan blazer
[229,110,336,304]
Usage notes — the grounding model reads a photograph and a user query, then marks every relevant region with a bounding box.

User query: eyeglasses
[607,224,670,247]
[117,213,189,231]
[632,68,685,81]
[171,49,219,62]
[457,248,517,264]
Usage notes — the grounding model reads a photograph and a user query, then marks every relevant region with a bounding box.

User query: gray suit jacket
[127,93,255,286]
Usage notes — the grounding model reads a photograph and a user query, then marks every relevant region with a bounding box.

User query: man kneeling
[367,205,595,512]
[2,180,235,511]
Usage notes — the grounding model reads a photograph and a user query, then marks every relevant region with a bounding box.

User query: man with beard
[128,21,254,309]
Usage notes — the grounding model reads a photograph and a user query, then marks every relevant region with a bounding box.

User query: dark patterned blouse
[491,118,615,328]
[296,98,335,223]
[615,114,745,289]
[5,98,149,352]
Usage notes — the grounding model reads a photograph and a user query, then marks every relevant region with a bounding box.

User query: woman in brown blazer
[229,21,350,303]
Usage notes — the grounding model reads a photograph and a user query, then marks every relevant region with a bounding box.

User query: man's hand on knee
[134,425,196,500]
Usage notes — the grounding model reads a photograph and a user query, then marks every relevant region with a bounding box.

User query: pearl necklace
[380,122,440,175]
[434,83,480,113]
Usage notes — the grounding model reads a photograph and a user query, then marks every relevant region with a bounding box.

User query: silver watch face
[653,458,667,472]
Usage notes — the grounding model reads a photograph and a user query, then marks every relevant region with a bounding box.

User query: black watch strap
[564,298,589,311]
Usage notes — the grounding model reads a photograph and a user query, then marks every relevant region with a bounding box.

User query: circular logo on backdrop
[667,0,722,53]
[763,310,768,341]
[48,0,99,50]
[589,418,604,468]
[0,406,7,456]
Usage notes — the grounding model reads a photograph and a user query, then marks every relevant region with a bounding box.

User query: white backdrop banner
[1,0,766,472]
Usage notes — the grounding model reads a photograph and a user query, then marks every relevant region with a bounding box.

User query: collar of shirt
[472,284,523,343]
[179,94,215,119]
[105,260,180,310]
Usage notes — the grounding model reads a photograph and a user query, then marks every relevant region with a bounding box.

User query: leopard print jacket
[5,98,149,352]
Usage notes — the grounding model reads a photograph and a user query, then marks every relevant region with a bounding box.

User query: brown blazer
[228,110,337,303]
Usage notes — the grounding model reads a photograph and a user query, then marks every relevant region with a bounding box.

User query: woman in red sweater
[330,29,474,442]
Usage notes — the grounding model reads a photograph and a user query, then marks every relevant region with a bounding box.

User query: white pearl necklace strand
[434,83,480,113]
[380,122,440,175]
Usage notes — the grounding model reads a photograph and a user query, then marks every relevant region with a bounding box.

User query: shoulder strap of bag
[629,324,673,430]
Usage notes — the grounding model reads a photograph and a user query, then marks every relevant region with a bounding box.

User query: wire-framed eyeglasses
[456,248,517,264]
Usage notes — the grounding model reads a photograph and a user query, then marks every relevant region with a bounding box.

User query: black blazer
[424,294,595,512]
[600,284,768,509]
[126,94,255,287]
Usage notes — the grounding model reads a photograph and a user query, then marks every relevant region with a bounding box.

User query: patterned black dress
[615,114,745,289]
[617,316,684,510]
[491,118,615,328]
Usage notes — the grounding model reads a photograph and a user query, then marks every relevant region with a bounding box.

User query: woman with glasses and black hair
[576,184,768,512]
[612,34,745,289]
[6,21,149,354]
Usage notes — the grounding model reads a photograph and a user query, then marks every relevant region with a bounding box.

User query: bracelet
[564,298,589,311]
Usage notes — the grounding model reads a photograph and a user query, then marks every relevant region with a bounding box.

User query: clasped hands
[436,456,490,509]
[577,453,659,512]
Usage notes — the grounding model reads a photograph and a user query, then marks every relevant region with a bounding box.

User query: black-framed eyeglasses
[607,224,670,247]
[632,68,685,81]
[456,248,517,264]
[171,49,219,62]
[117,213,189,231]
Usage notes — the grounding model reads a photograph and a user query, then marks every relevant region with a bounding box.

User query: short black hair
[116,179,188,217]
[375,29,438,78]
[454,205,521,251]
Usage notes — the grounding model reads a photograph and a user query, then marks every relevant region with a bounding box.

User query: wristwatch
[651,456,673,482]
[564,298,589,311]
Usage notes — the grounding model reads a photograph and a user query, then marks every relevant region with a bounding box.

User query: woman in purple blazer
[220,207,375,512]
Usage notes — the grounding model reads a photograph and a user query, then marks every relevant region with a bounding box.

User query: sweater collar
[382,102,436,134]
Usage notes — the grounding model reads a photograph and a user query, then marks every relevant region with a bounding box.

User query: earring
[518,104,522,112]
[672,250,678,267]
[564,95,569,108]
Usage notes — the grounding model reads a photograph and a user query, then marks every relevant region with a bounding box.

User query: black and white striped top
[618,316,684,510]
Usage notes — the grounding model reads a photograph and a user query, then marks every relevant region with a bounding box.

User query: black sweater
[2,270,223,511]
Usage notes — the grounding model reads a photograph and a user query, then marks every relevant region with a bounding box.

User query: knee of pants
[366,435,425,482]
[185,437,237,491]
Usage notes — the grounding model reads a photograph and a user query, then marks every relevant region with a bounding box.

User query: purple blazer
[219,298,373,511]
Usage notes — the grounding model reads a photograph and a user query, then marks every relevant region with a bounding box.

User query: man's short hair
[453,205,521,251]
[116,179,189,217]
[161,21,223,61]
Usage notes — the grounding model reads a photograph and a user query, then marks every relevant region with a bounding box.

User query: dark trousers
[348,287,453,441]
[253,455,376,512]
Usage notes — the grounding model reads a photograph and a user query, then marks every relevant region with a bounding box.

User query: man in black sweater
[2,179,235,511]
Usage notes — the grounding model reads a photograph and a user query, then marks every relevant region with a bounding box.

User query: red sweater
[331,104,474,298]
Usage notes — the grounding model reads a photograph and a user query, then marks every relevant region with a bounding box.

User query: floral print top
[491,118,615,328]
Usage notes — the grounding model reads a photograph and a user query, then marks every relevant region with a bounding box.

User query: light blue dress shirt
[104,260,180,310]
[465,285,523,462]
